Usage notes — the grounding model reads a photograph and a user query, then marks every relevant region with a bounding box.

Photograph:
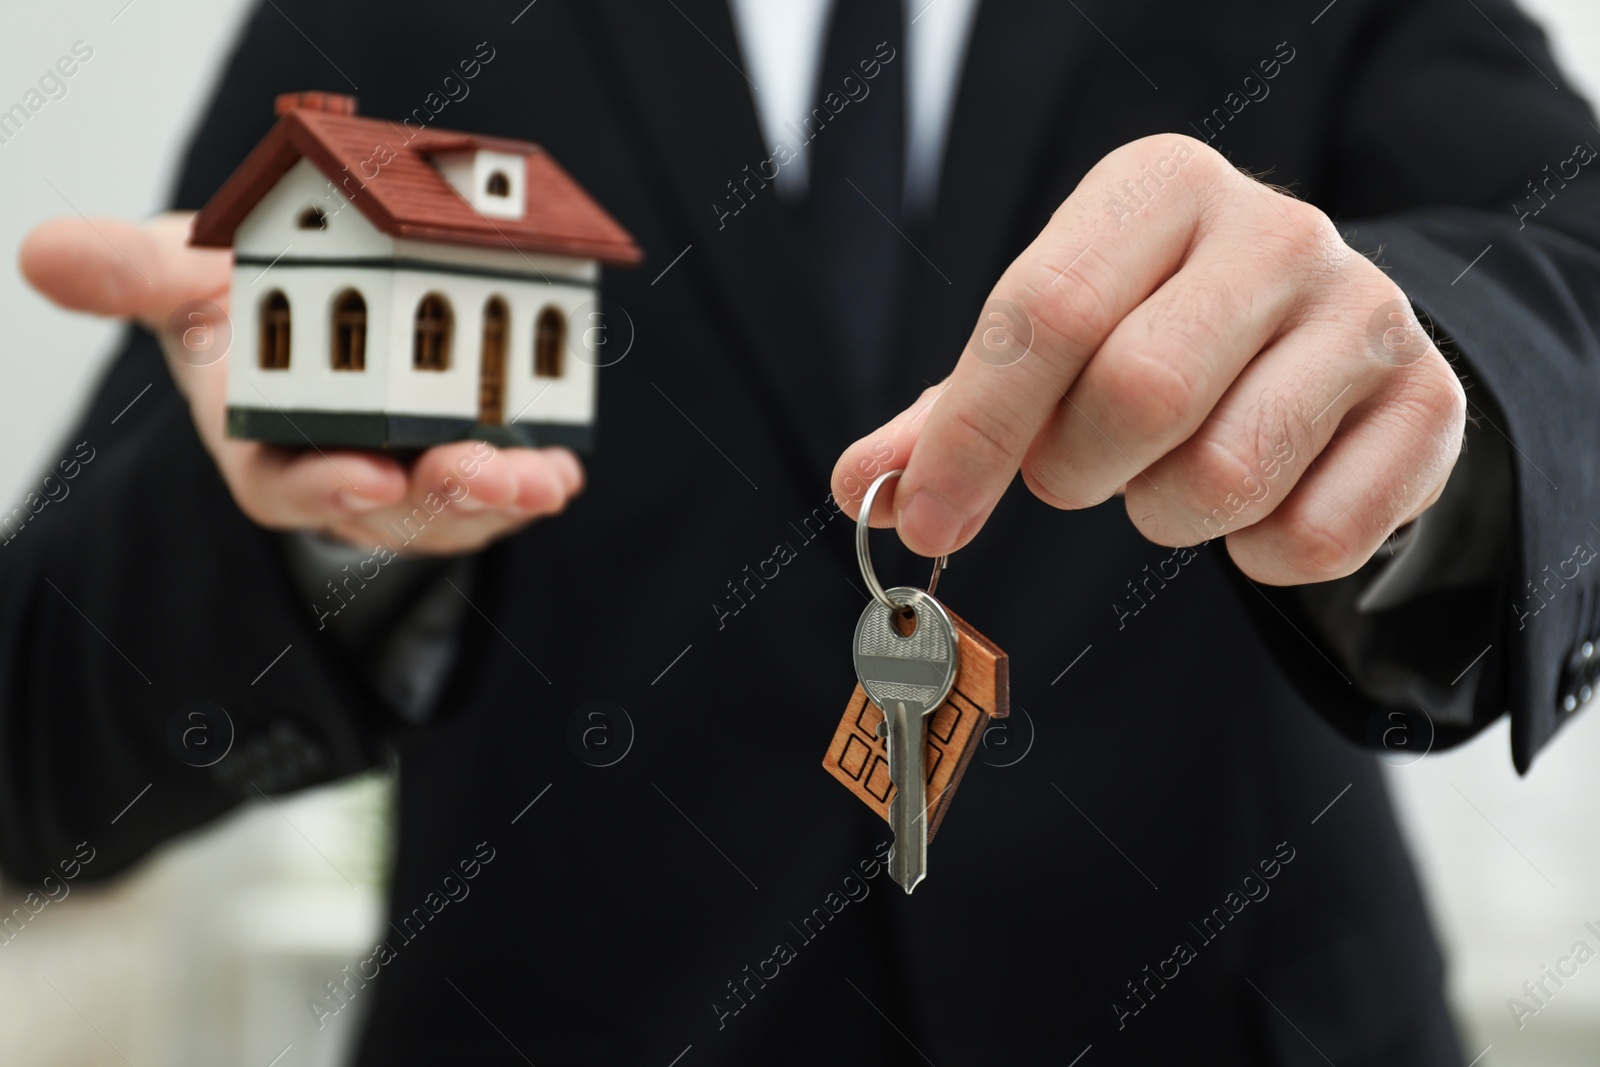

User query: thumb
[830,380,949,526]
[19,212,230,328]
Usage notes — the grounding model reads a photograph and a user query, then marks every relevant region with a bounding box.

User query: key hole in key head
[892,606,918,637]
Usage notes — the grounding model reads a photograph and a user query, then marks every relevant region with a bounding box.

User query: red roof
[190,100,643,267]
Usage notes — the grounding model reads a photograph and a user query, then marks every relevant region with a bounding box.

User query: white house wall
[233,158,393,259]
[227,158,396,416]
[227,265,394,414]
[385,271,597,427]
[506,280,598,429]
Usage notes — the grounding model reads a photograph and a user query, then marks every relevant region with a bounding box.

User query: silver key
[853,587,959,893]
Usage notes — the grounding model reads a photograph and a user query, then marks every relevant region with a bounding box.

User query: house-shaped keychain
[823,610,1009,841]
[190,91,642,452]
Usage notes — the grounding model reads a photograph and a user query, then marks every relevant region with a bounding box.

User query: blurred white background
[2,2,1599,1064]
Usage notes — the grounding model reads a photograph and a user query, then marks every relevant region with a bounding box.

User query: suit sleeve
[1232,0,1600,773]
[0,0,398,884]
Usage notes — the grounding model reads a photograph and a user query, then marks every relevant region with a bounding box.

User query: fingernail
[453,494,489,513]
[898,488,963,556]
[339,489,384,513]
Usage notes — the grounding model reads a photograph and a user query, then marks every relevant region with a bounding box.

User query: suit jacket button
[1563,692,1579,713]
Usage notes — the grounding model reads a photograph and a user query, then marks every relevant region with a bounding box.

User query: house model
[189,92,642,452]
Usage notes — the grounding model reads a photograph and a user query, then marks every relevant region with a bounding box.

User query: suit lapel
[575,0,853,485]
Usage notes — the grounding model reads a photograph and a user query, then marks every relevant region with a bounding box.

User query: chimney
[274,92,358,117]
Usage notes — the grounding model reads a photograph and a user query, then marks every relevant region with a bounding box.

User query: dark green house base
[227,407,594,454]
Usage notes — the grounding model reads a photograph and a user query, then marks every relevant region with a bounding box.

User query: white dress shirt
[725,0,983,214]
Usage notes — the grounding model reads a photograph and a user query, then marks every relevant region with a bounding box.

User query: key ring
[856,469,949,611]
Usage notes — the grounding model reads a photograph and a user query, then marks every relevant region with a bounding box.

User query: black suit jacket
[5,0,1599,1063]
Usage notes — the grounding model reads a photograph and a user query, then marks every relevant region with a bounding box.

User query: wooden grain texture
[822,611,1009,841]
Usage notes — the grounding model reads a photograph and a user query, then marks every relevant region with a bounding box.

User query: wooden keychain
[822,470,1010,891]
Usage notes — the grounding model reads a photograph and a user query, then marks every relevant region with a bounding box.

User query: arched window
[260,291,291,369]
[331,289,367,370]
[479,297,509,424]
[534,306,566,378]
[297,205,327,230]
[413,294,453,370]
[485,171,511,198]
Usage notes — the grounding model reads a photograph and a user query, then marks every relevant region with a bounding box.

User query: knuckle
[947,403,1029,471]
[1357,274,1417,327]
[1018,253,1118,353]
[1271,196,1342,262]
[1176,435,1262,526]
[1020,451,1102,511]
[1136,268,1237,362]
[1173,136,1229,186]
[1281,505,1370,581]
[1131,132,1212,170]
[1367,274,1409,306]
[1101,346,1203,441]
[1398,351,1467,429]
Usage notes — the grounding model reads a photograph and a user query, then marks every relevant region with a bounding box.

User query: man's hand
[20,212,583,555]
[832,135,1467,586]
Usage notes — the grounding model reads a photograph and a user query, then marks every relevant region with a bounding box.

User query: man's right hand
[19,212,584,555]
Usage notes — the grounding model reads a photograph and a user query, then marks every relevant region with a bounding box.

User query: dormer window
[431,149,526,219]
[297,205,327,230]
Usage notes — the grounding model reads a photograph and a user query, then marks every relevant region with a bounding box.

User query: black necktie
[806,0,906,418]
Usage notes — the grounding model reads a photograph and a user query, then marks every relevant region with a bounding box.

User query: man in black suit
[7,0,1600,1062]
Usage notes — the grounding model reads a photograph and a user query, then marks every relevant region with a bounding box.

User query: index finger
[892,136,1212,557]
